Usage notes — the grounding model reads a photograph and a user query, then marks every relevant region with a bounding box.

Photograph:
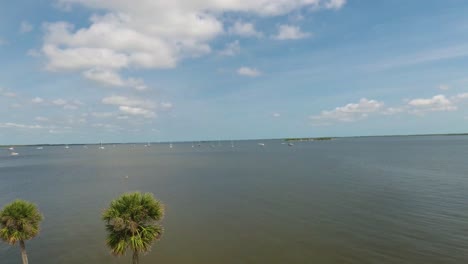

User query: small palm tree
[0,200,43,264]
[102,192,164,264]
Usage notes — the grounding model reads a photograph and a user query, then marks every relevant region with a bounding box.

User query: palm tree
[0,200,43,264]
[102,192,164,264]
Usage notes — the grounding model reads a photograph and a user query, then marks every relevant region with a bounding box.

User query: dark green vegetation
[0,200,43,264]
[102,192,165,264]
[0,193,164,264]
[284,137,333,141]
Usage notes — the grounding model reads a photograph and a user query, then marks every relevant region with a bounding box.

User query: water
[0,136,467,263]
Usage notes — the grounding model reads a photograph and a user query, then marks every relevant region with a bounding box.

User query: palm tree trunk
[132,250,139,264]
[19,240,28,264]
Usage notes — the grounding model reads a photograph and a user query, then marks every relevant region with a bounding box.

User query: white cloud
[0,122,43,129]
[219,40,240,56]
[407,94,456,113]
[52,98,67,105]
[274,25,310,40]
[91,112,114,118]
[382,107,405,115]
[439,84,449,91]
[83,68,126,86]
[454,93,468,100]
[42,0,344,86]
[228,21,262,37]
[102,95,155,109]
[32,97,44,103]
[237,66,261,77]
[324,0,346,9]
[52,98,82,110]
[272,113,281,118]
[119,106,156,118]
[35,116,49,122]
[160,102,173,110]
[20,21,34,33]
[0,88,16,97]
[310,98,384,122]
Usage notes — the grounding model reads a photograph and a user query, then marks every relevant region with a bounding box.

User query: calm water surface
[1,136,468,263]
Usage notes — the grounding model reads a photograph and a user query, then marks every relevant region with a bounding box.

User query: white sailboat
[65,145,70,149]
[8,147,14,151]
[99,142,105,150]
[10,152,19,156]
[258,143,265,147]
[36,147,43,150]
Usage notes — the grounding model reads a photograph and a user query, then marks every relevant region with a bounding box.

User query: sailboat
[36,147,43,150]
[99,142,105,150]
[258,143,265,147]
[169,142,173,148]
[8,147,14,151]
[10,152,19,156]
[65,145,70,149]
[231,141,235,148]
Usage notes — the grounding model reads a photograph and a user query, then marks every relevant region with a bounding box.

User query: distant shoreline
[2,133,468,147]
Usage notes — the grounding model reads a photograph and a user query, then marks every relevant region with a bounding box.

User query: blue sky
[1,0,468,144]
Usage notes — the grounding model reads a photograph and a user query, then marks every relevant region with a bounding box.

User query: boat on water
[65,145,70,149]
[99,142,105,150]
[10,152,19,156]
[169,143,173,148]
[258,143,265,146]
[8,147,14,151]
[288,143,294,147]
[36,147,43,150]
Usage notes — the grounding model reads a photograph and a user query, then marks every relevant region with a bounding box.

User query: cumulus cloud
[20,21,34,33]
[274,25,310,40]
[324,0,346,9]
[41,0,345,87]
[82,68,149,90]
[32,97,44,103]
[407,94,456,113]
[102,95,154,109]
[119,106,156,118]
[219,40,240,56]
[102,95,157,118]
[228,21,262,37]
[310,98,384,122]
[237,66,261,77]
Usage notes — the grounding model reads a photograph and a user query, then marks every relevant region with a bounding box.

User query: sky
[1,0,468,144]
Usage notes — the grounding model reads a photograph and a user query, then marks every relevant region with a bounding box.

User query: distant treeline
[284,137,333,141]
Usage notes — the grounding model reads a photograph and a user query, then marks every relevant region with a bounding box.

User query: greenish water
[1,136,468,263]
